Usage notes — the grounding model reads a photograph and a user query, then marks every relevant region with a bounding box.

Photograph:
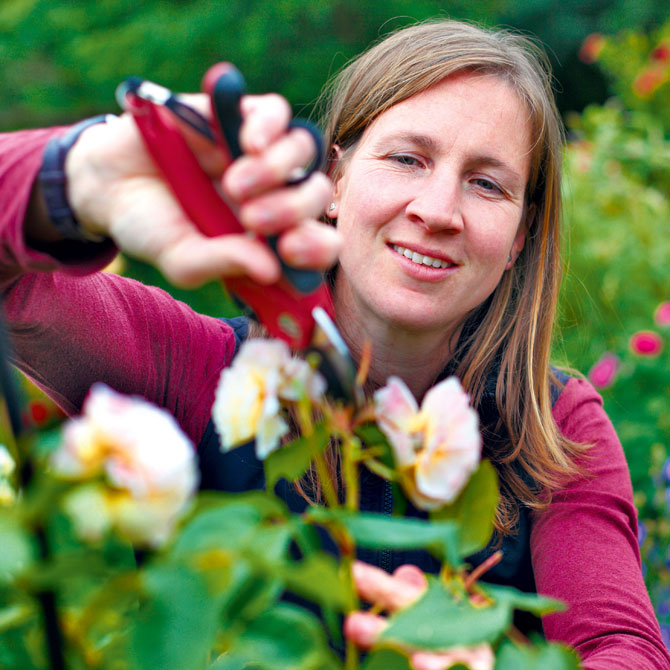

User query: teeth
[393,245,452,269]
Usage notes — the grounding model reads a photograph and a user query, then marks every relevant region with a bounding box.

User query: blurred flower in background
[588,352,620,388]
[629,331,664,356]
[51,384,198,547]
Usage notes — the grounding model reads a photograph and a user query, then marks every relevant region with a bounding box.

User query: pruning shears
[115,64,359,403]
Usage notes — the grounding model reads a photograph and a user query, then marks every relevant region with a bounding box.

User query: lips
[390,243,457,269]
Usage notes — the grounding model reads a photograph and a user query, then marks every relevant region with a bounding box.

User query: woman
[1,19,668,669]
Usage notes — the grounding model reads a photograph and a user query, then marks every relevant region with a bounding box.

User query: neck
[333,280,461,401]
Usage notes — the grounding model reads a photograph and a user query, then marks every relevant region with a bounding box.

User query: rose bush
[0,341,580,670]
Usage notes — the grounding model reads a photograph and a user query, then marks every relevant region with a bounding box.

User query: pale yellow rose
[52,384,198,547]
[212,339,325,459]
[374,376,481,510]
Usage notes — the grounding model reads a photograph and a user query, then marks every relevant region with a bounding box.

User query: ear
[326,144,344,220]
[506,203,534,269]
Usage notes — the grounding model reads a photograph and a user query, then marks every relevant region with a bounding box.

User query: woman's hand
[346,561,494,670]
[60,92,338,287]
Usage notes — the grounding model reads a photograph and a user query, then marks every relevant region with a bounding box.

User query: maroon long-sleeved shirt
[1,127,668,669]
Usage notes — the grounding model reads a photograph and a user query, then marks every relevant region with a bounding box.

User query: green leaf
[264,423,330,492]
[0,602,34,633]
[308,508,461,566]
[430,459,499,557]
[171,501,270,559]
[231,603,340,670]
[218,561,282,629]
[355,423,394,468]
[130,564,219,670]
[0,514,35,583]
[484,584,566,617]
[362,648,412,670]
[381,577,512,649]
[278,553,353,611]
[495,640,582,669]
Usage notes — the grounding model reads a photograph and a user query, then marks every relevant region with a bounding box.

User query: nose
[405,171,464,234]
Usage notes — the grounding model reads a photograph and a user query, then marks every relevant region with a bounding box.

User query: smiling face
[331,72,532,342]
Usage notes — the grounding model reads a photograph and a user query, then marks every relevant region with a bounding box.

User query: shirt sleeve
[0,127,117,279]
[532,377,670,669]
[0,127,237,444]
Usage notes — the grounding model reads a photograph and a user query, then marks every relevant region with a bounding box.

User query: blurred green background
[1,0,669,645]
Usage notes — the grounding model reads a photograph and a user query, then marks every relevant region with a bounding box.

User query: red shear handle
[123,86,333,348]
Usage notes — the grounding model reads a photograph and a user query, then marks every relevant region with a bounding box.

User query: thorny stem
[341,436,359,512]
[313,451,339,509]
[507,625,531,647]
[297,395,339,508]
[463,551,503,592]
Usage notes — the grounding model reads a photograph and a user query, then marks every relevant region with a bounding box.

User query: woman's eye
[389,154,423,168]
[473,177,502,193]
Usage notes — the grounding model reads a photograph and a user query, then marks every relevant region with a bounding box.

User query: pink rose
[629,331,663,356]
[588,352,620,388]
[374,376,482,510]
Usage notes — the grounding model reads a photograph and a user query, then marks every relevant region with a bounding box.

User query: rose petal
[374,377,421,468]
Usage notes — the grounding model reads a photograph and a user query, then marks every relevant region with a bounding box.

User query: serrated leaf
[308,508,460,566]
[264,423,330,492]
[430,459,498,557]
[381,578,512,649]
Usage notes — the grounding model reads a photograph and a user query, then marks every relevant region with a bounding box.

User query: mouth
[390,243,456,269]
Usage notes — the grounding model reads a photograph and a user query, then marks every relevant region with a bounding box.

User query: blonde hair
[317,20,587,533]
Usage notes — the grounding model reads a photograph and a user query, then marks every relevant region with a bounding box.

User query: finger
[154,233,281,288]
[224,127,320,201]
[353,561,426,612]
[276,221,341,269]
[239,93,292,154]
[393,564,428,591]
[238,172,332,234]
[343,612,388,650]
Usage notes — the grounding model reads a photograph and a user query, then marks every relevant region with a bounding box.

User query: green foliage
[559,20,670,645]
[431,459,499,557]
[308,507,461,566]
[264,422,331,492]
[380,577,562,651]
[586,21,670,135]
[495,639,581,669]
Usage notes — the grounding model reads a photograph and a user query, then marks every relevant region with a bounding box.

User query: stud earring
[329,203,336,212]
[508,254,512,263]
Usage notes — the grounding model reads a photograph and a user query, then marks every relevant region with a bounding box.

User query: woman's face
[331,72,532,338]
